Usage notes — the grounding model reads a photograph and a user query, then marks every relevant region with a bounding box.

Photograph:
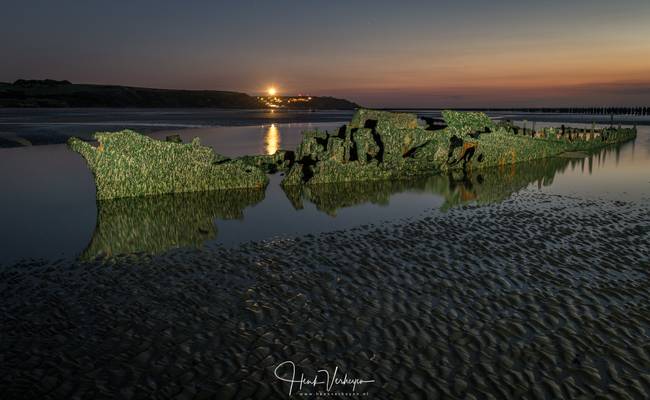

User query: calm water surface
[0,110,648,264]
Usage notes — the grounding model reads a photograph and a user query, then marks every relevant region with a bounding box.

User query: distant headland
[0,79,359,109]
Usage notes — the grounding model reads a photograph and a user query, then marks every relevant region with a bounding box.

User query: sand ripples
[1,191,649,399]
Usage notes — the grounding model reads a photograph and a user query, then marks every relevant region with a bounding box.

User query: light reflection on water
[0,120,648,264]
[265,124,280,155]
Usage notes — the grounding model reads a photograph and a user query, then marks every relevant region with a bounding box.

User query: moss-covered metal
[68,130,268,200]
[237,150,295,173]
[441,110,495,135]
[281,109,637,187]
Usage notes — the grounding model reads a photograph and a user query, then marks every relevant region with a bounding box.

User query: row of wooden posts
[476,107,649,116]
[514,122,620,141]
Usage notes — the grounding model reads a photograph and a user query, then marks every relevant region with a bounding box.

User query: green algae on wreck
[237,150,295,173]
[281,109,637,186]
[68,130,268,200]
[281,109,442,186]
[441,110,495,134]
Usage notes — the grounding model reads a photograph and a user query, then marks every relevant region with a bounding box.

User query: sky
[1,0,649,107]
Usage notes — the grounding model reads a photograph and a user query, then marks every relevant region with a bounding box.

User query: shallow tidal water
[0,110,649,398]
[1,112,649,264]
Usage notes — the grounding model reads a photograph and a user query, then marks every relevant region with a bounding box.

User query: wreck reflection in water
[82,188,265,260]
[284,147,615,215]
[81,146,626,259]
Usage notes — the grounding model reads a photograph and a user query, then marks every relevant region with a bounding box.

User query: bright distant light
[267,87,277,96]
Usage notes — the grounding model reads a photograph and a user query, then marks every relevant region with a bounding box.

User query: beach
[0,110,649,398]
[1,190,648,398]
[3,1,650,397]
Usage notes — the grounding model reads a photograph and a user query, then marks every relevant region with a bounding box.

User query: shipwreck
[68,110,636,200]
[68,131,272,200]
[281,109,637,186]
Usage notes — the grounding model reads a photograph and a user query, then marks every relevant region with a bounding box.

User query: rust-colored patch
[97,143,105,153]
[460,187,477,202]
[456,141,477,163]
[498,157,506,170]
[463,142,477,151]
[509,148,517,177]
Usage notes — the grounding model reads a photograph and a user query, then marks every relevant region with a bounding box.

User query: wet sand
[1,191,649,399]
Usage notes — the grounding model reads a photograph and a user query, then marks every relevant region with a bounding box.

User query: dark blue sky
[1,0,649,106]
